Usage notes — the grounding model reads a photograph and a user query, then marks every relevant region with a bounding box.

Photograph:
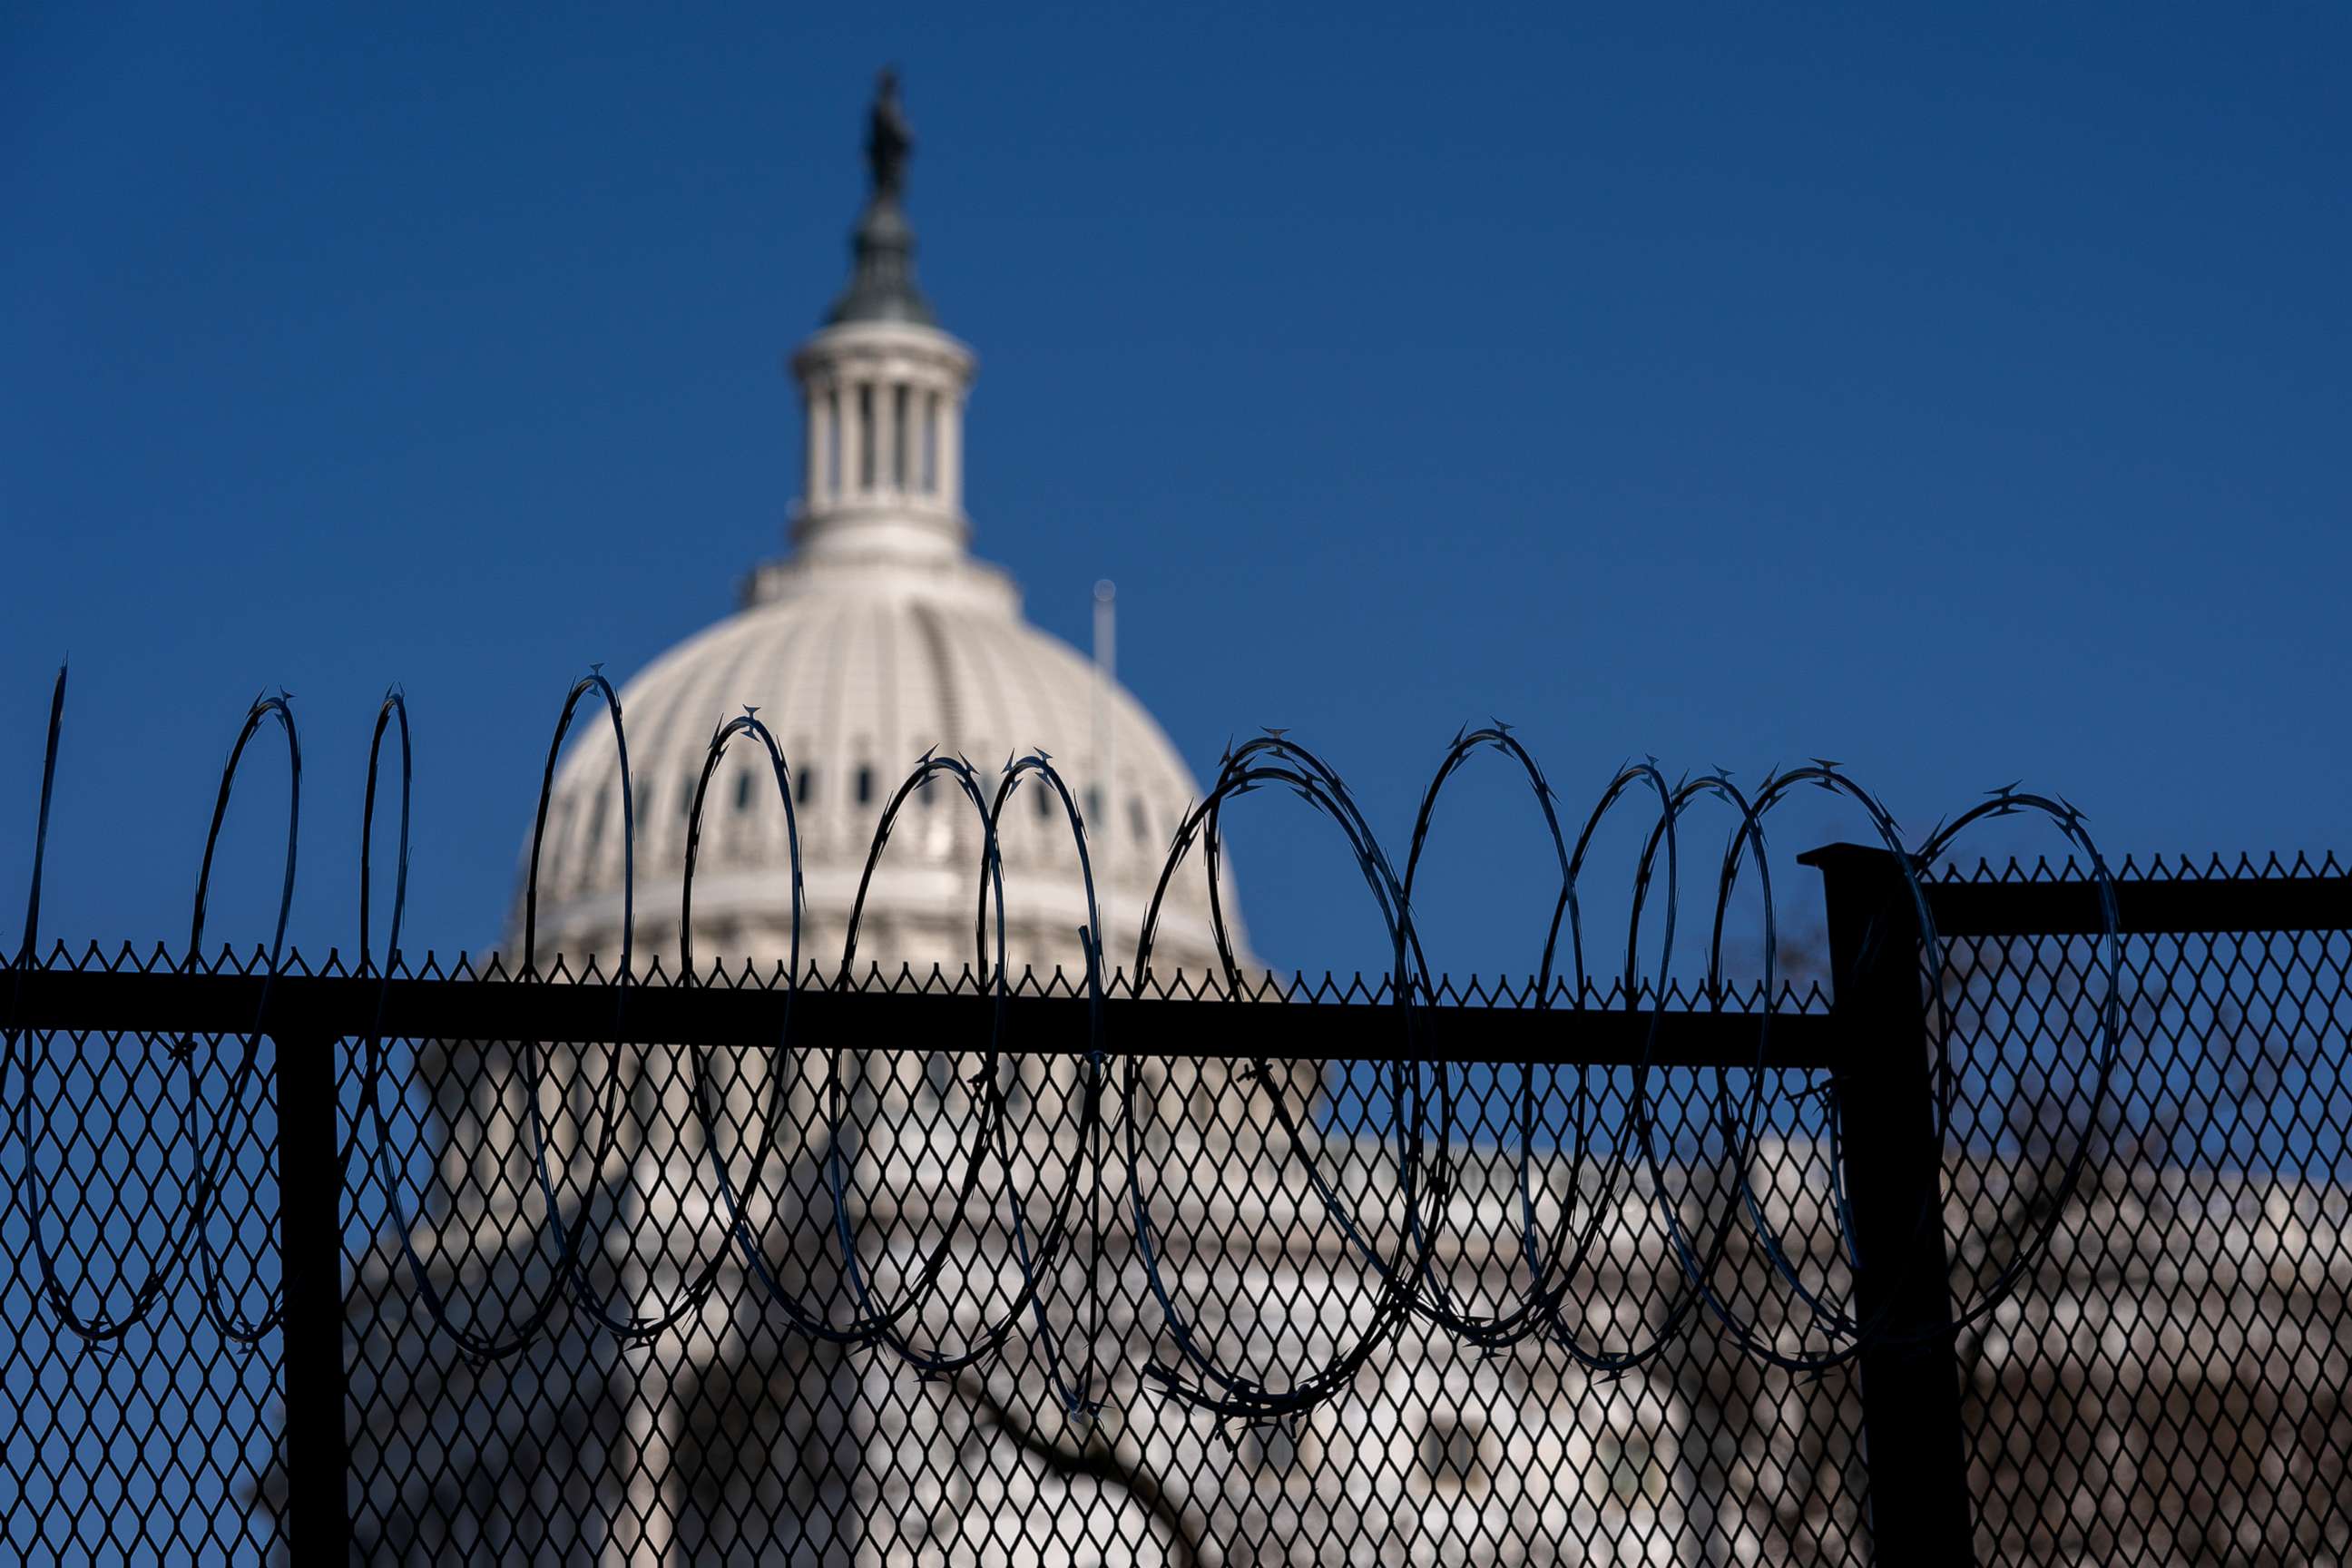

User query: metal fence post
[272,1031,353,1563]
[1800,843,1975,1568]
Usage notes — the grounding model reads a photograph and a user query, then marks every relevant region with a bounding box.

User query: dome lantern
[787,70,975,569]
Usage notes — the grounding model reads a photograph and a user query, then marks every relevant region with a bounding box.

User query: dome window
[857,766,875,806]
[795,766,815,807]
[680,776,695,818]
[1034,782,1053,819]
[735,771,754,812]
[1129,798,1149,845]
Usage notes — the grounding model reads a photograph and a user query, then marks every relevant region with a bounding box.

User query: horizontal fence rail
[4,967,1848,1070]
[1925,856,2352,936]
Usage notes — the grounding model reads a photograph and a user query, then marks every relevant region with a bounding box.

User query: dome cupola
[786,69,974,570]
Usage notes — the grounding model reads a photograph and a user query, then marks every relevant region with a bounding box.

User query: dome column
[805,378,832,502]
[789,329,974,560]
[884,378,903,491]
[938,388,962,512]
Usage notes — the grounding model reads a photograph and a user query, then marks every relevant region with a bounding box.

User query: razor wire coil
[2,665,2124,1421]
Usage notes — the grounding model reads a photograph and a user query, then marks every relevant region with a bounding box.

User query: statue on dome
[866,67,913,200]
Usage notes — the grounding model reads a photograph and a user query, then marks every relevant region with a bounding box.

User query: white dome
[514,126,1250,988]
[524,546,1244,983]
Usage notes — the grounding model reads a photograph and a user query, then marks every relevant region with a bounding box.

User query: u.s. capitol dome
[522,77,1245,985]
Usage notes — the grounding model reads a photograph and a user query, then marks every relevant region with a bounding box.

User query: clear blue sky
[4,3,2346,979]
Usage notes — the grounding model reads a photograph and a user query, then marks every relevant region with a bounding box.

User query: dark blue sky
[4,3,2346,977]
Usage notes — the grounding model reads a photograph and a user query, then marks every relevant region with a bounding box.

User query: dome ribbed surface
[524,560,1240,977]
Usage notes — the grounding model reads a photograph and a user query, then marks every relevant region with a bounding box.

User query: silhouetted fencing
[4,849,2347,1564]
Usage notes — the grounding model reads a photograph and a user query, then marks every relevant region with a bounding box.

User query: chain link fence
[3,851,2347,1564]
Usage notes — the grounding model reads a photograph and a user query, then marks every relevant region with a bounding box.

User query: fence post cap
[1796,841,1923,872]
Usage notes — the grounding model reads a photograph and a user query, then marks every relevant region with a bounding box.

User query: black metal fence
[3,848,2347,1565]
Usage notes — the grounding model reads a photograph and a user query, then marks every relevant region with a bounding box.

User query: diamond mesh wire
[1929,858,2352,1567]
[326,1002,1859,1566]
[1,1023,289,1563]
[2,853,2347,1565]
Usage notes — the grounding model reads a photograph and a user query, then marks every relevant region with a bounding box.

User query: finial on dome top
[827,67,936,327]
[867,66,912,201]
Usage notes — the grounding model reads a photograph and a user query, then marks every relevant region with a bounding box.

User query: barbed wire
[4,664,2125,1422]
